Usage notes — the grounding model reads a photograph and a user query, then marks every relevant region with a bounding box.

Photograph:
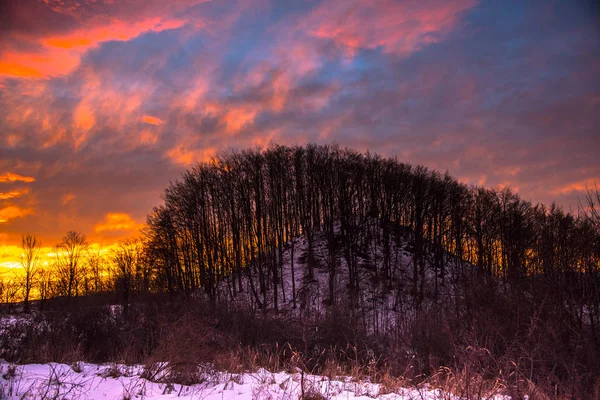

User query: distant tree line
[4,144,598,321]
[1,232,149,314]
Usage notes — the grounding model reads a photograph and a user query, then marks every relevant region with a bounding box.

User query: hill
[217,217,474,325]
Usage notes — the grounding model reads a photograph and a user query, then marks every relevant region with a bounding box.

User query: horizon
[1,0,599,268]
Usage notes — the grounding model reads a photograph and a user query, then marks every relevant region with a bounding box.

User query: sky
[0,0,599,268]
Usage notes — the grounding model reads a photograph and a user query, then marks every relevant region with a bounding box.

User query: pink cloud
[302,0,476,57]
[0,0,196,80]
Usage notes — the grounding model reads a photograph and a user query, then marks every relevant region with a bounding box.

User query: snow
[215,219,473,336]
[0,315,22,334]
[0,361,511,400]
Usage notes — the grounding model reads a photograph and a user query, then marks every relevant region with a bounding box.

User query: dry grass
[0,292,596,398]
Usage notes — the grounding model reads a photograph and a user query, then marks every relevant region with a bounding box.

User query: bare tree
[37,267,55,311]
[582,183,600,229]
[55,231,89,299]
[111,238,144,314]
[2,276,20,309]
[87,248,108,294]
[19,234,41,313]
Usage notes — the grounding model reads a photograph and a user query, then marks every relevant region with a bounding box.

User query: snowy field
[0,361,512,400]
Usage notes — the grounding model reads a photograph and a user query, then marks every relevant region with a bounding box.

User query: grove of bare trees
[143,144,599,312]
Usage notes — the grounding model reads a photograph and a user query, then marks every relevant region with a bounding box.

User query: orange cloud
[552,179,599,195]
[0,7,188,80]
[74,102,96,131]
[42,18,187,50]
[139,130,159,146]
[94,213,144,233]
[61,193,76,205]
[0,189,29,200]
[0,48,82,79]
[72,102,96,149]
[0,206,33,223]
[223,106,258,134]
[142,115,164,125]
[166,146,216,166]
[0,173,36,183]
[499,166,522,177]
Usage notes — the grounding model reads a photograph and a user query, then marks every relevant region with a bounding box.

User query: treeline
[1,233,149,314]
[5,144,599,321]
[146,144,599,301]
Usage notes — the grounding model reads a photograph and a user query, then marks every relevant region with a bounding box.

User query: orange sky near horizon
[1,0,599,273]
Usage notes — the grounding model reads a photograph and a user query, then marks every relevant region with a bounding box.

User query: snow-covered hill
[216,219,475,335]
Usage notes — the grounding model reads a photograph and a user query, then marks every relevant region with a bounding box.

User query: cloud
[141,115,164,125]
[0,206,33,223]
[0,189,29,200]
[42,18,187,51]
[166,146,217,166]
[61,193,76,205]
[222,106,258,134]
[551,179,600,196]
[0,173,36,183]
[0,0,194,80]
[302,0,476,57]
[94,213,144,233]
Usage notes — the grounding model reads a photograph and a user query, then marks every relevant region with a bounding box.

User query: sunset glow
[1,0,599,274]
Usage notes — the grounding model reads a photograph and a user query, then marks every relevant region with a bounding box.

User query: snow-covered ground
[0,361,511,400]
